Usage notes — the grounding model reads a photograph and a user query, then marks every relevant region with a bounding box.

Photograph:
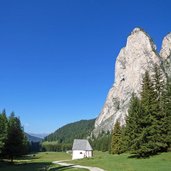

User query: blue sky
[0,0,171,134]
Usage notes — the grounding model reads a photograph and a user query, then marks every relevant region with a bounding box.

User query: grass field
[0,152,87,171]
[70,151,171,171]
[1,151,171,171]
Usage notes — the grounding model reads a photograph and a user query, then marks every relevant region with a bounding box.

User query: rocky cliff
[160,33,171,78]
[93,28,171,135]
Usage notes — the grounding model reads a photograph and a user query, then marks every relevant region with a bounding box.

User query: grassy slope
[70,151,171,171]
[0,152,87,171]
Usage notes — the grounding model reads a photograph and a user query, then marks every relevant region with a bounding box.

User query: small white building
[72,139,93,160]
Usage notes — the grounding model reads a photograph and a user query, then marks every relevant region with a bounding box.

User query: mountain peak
[131,27,144,34]
[160,32,171,59]
[126,27,157,52]
[93,28,168,135]
[131,27,151,39]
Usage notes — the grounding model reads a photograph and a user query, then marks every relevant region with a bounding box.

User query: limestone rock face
[160,33,171,59]
[93,28,169,135]
[160,33,171,78]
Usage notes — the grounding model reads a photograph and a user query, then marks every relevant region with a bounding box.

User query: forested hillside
[44,119,95,143]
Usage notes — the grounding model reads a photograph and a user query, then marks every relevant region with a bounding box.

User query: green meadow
[70,151,171,171]
[0,152,87,171]
[1,151,171,171]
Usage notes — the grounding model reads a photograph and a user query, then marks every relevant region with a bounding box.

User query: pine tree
[111,120,122,154]
[162,78,171,149]
[126,71,157,157]
[151,64,168,152]
[140,71,156,115]
[0,110,8,154]
[125,68,171,157]
[4,112,27,162]
[125,93,145,154]
[138,70,158,157]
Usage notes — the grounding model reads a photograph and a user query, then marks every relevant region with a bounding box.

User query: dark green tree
[100,135,111,152]
[125,68,171,157]
[140,71,156,115]
[4,112,27,162]
[125,93,144,154]
[111,120,122,154]
[90,131,111,152]
[126,71,157,157]
[137,70,158,157]
[0,110,8,154]
[162,78,171,149]
[150,64,168,152]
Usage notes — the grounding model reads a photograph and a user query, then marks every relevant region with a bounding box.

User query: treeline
[110,65,171,157]
[42,141,72,152]
[89,131,111,152]
[0,110,28,162]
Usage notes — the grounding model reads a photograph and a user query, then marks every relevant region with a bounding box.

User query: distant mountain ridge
[28,133,49,139]
[25,133,42,142]
[44,119,95,143]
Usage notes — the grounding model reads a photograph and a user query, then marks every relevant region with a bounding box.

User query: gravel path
[52,160,105,171]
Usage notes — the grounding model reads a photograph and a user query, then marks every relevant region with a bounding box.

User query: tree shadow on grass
[1,154,40,163]
[0,161,51,171]
[17,154,41,160]
[0,161,75,171]
[128,154,150,159]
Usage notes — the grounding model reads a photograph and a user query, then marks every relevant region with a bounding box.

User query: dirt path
[52,160,105,171]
